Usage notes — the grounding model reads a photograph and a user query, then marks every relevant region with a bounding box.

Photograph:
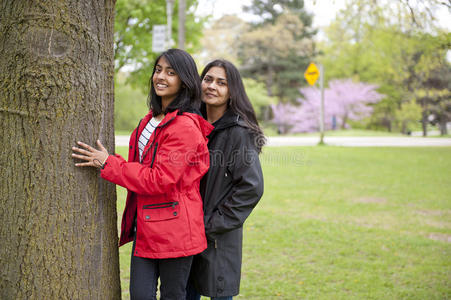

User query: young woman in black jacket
[186,59,265,300]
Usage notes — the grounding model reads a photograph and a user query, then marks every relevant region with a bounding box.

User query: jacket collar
[139,109,213,140]
[141,109,178,128]
[211,108,240,131]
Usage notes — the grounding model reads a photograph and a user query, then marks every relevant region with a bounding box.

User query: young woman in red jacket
[72,49,213,300]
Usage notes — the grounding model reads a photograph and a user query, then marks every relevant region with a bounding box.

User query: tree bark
[0,1,120,299]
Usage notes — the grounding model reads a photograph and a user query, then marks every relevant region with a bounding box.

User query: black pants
[130,240,193,300]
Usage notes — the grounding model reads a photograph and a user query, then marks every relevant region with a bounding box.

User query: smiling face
[201,66,230,110]
[152,56,182,105]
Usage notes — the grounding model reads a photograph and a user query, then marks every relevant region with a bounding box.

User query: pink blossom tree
[271,79,384,133]
[271,102,300,134]
[326,79,384,129]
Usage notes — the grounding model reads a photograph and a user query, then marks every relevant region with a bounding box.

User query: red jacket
[101,110,213,259]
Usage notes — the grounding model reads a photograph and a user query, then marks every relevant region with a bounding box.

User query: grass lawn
[116,128,451,138]
[114,146,451,299]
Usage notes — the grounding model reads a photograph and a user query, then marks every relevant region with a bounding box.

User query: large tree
[239,0,317,102]
[0,1,120,299]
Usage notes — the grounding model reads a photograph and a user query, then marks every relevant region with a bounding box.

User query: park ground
[115,146,451,300]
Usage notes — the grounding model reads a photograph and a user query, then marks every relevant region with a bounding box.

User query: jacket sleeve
[205,129,264,239]
[100,124,208,195]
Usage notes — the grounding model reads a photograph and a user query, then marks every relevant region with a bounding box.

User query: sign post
[166,0,175,48]
[304,62,325,144]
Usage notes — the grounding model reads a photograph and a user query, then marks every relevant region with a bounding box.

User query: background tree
[272,79,383,133]
[115,0,205,90]
[0,1,120,299]
[243,0,313,26]
[239,0,317,101]
[114,73,148,133]
[271,102,300,134]
[318,0,450,133]
[243,78,277,122]
[395,99,423,134]
[195,15,248,67]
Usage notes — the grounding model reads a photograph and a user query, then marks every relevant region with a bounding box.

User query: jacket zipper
[143,201,179,209]
[133,119,143,161]
[150,142,158,168]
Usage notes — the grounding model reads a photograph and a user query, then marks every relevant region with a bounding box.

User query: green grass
[114,146,451,299]
[115,130,134,136]
[116,128,451,138]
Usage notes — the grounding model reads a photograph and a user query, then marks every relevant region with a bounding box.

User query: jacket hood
[212,109,247,131]
[182,111,214,139]
[142,109,213,139]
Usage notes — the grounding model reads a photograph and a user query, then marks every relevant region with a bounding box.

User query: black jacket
[190,109,264,297]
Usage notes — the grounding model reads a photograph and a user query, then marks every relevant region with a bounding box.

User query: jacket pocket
[142,201,179,222]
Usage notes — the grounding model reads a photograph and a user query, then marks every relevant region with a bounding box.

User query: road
[115,135,451,147]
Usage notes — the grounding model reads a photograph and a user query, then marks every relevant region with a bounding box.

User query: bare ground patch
[415,209,450,217]
[428,233,451,243]
[353,197,387,204]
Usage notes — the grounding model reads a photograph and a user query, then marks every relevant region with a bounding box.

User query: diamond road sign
[304,62,320,86]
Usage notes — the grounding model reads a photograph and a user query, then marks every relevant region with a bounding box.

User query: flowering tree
[326,79,384,129]
[271,79,384,133]
[271,102,301,134]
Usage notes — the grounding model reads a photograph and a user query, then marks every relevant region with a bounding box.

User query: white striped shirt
[138,117,162,162]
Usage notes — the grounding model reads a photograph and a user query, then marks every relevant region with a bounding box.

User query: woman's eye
[218,81,226,86]
[168,71,176,75]
[203,78,212,83]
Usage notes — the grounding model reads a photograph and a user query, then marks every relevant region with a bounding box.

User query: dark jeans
[130,240,193,300]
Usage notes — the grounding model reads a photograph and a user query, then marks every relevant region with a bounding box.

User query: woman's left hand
[72,140,109,168]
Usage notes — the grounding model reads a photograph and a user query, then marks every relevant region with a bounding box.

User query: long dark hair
[147,49,201,115]
[201,59,266,152]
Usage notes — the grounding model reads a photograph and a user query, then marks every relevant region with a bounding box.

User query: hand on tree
[72,140,109,168]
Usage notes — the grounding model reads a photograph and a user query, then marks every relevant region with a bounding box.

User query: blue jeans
[186,282,233,300]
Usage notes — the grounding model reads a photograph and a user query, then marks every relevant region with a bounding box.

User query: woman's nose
[207,81,216,90]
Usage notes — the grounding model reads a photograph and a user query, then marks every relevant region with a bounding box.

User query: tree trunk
[439,119,448,135]
[0,1,120,299]
[341,113,348,129]
[422,111,428,137]
[401,120,407,134]
[266,64,274,97]
[178,0,186,50]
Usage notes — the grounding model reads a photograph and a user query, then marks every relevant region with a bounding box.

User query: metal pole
[166,0,175,48]
[319,64,325,145]
[178,0,186,50]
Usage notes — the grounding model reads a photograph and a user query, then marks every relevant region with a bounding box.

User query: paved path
[115,135,451,147]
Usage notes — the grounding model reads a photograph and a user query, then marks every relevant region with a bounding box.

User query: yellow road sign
[304,62,320,86]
